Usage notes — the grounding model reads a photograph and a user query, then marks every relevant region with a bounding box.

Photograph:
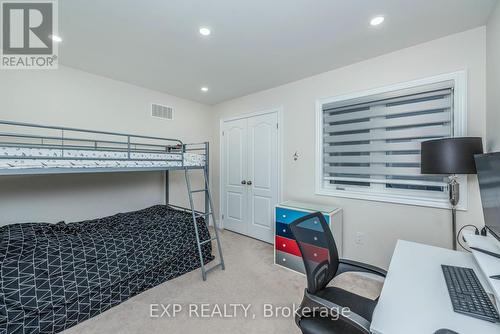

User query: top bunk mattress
[0,146,205,172]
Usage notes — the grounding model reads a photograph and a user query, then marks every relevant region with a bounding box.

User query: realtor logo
[1,0,58,69]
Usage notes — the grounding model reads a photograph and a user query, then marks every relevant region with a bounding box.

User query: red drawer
[300,242,329,263]
[275,235,301,257]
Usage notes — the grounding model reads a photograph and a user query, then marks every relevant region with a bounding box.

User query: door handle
[247,181,252,186]
[241,180,247,185]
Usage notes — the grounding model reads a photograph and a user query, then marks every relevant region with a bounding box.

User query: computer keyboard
[442,265,500,323]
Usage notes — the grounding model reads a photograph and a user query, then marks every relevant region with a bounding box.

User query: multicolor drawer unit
[274,201,343,274]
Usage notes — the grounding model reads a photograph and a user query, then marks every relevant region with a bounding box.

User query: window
[316,72,467,209]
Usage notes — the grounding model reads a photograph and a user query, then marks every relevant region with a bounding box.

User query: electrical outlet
[355,232,365,245]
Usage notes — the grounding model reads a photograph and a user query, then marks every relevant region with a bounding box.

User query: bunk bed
[0,120,224,334]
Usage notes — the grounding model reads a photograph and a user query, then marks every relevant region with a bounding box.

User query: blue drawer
[292,226,329,248]
[277,221,329,248]
[276,207,330,225]
[276,222,294,239]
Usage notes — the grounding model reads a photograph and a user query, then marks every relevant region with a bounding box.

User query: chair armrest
[298,289,371,334]
[337,259,387,278]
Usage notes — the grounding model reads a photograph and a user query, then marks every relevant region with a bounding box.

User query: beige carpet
[63,230,381,334]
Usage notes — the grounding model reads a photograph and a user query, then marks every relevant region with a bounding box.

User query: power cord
[457,224,480,252]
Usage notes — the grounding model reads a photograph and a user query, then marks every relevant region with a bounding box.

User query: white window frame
[315,71,468,210]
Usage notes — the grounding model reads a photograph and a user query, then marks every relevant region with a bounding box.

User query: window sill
[315,187,468,211]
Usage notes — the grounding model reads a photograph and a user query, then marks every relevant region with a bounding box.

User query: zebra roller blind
[322,80,454,196]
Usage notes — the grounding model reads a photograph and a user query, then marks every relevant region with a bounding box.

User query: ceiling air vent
[151,103,174,120]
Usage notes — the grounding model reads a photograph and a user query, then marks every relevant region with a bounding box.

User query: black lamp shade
[421,137,483,175]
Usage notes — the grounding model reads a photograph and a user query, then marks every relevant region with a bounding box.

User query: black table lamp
[421,137,483,250]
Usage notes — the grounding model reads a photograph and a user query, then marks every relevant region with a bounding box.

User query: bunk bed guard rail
[0,120,208,174]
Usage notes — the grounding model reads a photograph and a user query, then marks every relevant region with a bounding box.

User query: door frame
[219,107,283,231]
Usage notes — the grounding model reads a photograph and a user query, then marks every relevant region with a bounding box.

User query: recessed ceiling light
[201,87,209,92]
[370,16,385,26]
[50,34,62,42]
[199,27,211,36]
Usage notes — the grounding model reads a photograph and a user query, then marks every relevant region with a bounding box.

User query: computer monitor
[475,152,500,242]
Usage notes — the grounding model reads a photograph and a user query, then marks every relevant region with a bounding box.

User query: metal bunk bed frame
[0,119,225,281]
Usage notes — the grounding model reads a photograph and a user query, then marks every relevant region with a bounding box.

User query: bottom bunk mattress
[0,205,213,334]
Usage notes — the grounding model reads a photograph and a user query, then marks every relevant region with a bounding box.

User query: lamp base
[449,176,460,251]
[451,206,457,250]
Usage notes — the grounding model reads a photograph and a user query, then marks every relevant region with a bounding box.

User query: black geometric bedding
[0,205,213,334]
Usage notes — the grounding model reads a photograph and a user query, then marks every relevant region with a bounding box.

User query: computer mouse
[434,329,459,334]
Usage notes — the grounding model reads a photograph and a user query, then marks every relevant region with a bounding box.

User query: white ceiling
[59,0,497,105]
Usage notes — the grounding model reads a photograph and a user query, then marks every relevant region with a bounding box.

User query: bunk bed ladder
[184,168,225,281]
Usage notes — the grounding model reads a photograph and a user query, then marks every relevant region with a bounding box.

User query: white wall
[0,66,212,225]
[212,28,487,269]
[487,1,500,152]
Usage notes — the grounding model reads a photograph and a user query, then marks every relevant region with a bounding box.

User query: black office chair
[290,212,387,334]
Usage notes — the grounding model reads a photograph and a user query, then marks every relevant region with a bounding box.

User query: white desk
[370,240,500,334]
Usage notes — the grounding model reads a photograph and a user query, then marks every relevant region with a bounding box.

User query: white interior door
[222,118,248,235]
[246,113,278,243]
[222,111,279,244]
